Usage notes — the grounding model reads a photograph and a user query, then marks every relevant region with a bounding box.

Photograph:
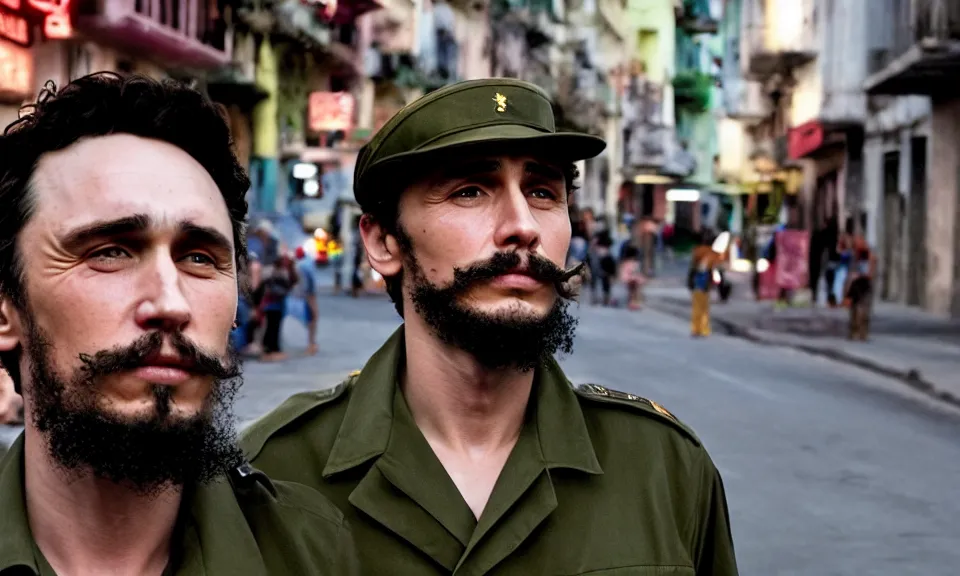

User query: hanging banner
[774,229,810,291]
[308,91,355,134]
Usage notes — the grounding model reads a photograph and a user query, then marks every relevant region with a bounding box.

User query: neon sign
[0,4,30,46]
[308,91,355,133]
[0,0,71,48]
[27,0,71,39]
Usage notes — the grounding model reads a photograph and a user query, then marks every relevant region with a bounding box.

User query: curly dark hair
[366,162,580,318]
[0,72,250,388]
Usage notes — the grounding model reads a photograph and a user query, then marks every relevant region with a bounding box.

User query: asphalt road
[3,290,959,575]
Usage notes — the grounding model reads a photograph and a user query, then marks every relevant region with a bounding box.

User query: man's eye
[530,188,558,200]
[90,247,131,260]
[451,186,482,199]
[184,253,215,266]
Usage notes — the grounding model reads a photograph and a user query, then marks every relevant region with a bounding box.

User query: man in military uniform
[243,78,739,575]
[0,73,358,575]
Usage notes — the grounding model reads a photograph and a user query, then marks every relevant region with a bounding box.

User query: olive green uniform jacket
[242,328,739,575]
[0,435,359,576]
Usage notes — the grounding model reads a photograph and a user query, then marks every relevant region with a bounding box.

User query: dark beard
[408,249,579,372]
[26,324,244,496]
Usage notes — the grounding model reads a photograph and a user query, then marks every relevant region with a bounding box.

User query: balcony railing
[620,77,687,172]
[624,122,669,170]
[76,0,230,68]
[865,0,960,95]
[741,0,816,78]
[724,77,770,122]
[621,77,664,127]
[743,23,816,77]
[898,0,960,56]
[678,0,719,34]
[555,66,604,134]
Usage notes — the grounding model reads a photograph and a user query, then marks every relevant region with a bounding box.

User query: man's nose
[134,253,192,332]
[493,185,541,251]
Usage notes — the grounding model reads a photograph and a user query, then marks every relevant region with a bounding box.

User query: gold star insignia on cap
[493,92,507,113]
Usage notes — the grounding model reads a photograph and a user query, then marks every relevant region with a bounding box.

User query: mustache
[77,331,240,381]
[448,252,585,299]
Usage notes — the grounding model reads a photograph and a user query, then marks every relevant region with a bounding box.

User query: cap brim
[357,124,606,208]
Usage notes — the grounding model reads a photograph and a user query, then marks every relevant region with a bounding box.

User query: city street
[3,289,959,574]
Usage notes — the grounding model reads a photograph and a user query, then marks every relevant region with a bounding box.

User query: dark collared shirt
[0,434,359,575]
[242,327,739,575]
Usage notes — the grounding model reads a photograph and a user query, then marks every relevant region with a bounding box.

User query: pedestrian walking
[242,78,738,576]
[240,251,265,356]
[0,72,357,575]
[689,238,717,337]
[259,251,299,362]
[294,246,320,355]
[836,222,854,306]
[619,243,646,310]
[592,229,617,306]
[847,234,876,340]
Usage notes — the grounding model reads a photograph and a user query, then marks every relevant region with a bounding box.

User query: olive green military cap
[353,78,607,209]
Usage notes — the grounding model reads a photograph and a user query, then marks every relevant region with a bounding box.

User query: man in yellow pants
[688,241,717,337]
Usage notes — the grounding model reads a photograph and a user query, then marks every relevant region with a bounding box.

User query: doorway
[881,151,903,301]
[906,137,927,306]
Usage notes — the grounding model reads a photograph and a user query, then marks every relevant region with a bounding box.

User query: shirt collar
[0,434,41,575]
[322,325,602,477]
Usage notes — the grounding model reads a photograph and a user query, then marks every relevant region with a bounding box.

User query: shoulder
[224,464,359,574]
[573,383,701,447]
[228,462,345,527]
[240,373,358,462]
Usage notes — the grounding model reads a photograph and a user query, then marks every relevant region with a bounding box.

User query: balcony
[555,66,603,135]
[724,78,771,123]
[744,24,816,77]
[620,76,695,178]
[597,0,628,42]
[864,0,960,96]
[368,0,417,54]
[622,78,666,170]
[491,0,559,46]
[678,0,718,35]
[75,0,230,69]
[742,0,816,78]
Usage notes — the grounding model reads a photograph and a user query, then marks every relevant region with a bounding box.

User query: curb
[647,298,960,410]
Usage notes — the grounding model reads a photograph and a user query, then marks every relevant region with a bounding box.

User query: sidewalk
[645,276,960,407]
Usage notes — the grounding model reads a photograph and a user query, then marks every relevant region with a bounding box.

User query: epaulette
[574,383,701,446]
[228,461,277,497]
[241,372,360,461]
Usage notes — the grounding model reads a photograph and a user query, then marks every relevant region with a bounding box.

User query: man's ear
[359,214,404,279]
[0,297,22,353]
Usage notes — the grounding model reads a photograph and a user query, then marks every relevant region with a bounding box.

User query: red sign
[308,91,354,133]
[0,0,71,48]
[788,120,824,159]
[0,4,30,46]
[774,230,810,291]
[28,0,71,39]
[0,38,32,97]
